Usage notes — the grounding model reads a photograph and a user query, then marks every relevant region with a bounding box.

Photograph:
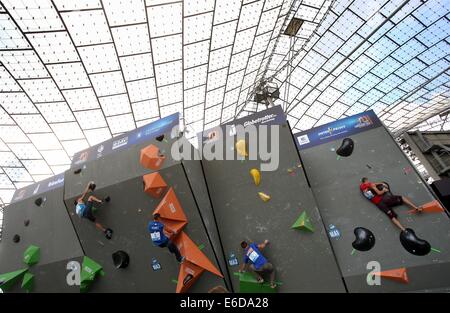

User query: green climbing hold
[23,245,40,266]
[0,268,28,291]
[21,272,34,292]
[237,272,277,293]
[291,211,314,232]
[81,256,103,281]
[80,256,103,293]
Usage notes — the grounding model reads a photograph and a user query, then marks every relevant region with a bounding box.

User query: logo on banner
[204,129,220,143]
[75,151,89,165]
[112,137,128,150]
[48,177,64,188]
[355,115,373,129]
[97,144,104,158]
[297,134,310,146]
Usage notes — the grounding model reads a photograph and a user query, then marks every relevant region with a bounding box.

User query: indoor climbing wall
[200,106,346,293]
[63,124,227,292]
[296,111,450,292]
[0,175,83,293]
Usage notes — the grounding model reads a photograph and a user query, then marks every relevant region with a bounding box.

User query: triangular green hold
[23,245,40,265]
[21,272,34,292]
[237,272,277,293]
[80,280,92,293]
[0,269,28,291]
[291,211,314,232]
[80,256,103,293]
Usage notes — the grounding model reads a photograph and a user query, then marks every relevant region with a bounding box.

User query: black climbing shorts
[83,201,96,222]
[376,194,403,219]
[251,262,274,274]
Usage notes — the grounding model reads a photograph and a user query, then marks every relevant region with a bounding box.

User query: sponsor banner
[199,105,287,144]
[10,173,65,204]
[71,113,179,167]
[294,110,382,150]
[225,105,286,128]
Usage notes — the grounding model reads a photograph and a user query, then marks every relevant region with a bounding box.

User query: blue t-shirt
[243,243,267,270]
[148,221,169,246]
[75,203,86,217]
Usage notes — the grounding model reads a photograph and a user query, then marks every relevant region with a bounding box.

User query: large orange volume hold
[174,231,224,293]
[140,144,166,170]
[143,172,167,198]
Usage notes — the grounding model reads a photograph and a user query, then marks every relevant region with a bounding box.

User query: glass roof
[0,0,449,206]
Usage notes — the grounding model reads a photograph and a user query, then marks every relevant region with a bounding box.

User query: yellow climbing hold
[250,168,261,186]
[236,140,248,157]
[258,192,271,202]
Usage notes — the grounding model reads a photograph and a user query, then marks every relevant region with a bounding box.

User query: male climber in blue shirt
[148,213,185,263]
[74,181,112,239]
[239,239,276,288]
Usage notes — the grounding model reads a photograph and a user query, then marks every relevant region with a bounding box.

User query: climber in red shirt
[360,177,422,231]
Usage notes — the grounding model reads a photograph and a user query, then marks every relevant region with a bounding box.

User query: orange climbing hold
[408,200,445,214]
[373,267,409,284]
[153,187,187,222]
[143,172,167,198]
[153,187,188,235]
[174,231,223,293]
[176,262,205,293]
[140,144,166,170]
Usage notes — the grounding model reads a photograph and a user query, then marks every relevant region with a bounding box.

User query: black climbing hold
[89,183,96,191]
[156,135,164,142]
[103,196,111,203]
[24,220,30,227]
[13,234,20,243]
[336,138,354,157]
[104,228,113,240]
[34,197,43,207]
[352,227,375,251]
[112,250,130,269]
[400,228,431,256]
[74,168,82,174]
[183,274,194,286]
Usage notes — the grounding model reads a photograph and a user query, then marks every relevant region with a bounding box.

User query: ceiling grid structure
[0,0,449,207]
[238,0,449,138]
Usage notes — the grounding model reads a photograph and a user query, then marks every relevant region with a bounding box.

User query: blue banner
[294,110,382,150]
[11,173,65,204]
[71,113,180,167]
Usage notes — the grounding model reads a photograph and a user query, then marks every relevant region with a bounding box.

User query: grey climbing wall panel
[64,134,180,201]
[201,124,346,292]
[0,185,84,275]
[297,124,450,292]
[182,157,232,288]
[63,164,226,293]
